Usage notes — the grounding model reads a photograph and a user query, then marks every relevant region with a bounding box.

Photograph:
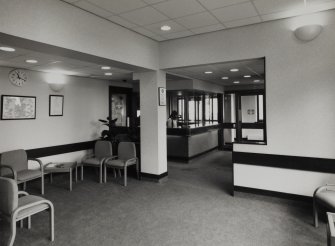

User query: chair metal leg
[28,216,31,229]
[99,166,102,183]
[69,168,72,191]
[124,167,127,187]
[41,174,44,195]
[118,169,122,177]
[81,165,84,181]
[49,204,55,242]
[104,165,107,183]
[314,200,318,227]
[9,218,16,246]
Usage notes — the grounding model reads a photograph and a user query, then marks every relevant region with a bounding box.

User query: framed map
[49,95,64,116]
[1,95,36,120]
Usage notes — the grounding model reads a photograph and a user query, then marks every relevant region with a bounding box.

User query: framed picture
[1,95,36,120]
[49,95,64,116]
[158,87,166,106]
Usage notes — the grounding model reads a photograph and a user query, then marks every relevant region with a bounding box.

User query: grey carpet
[0,150,327,246]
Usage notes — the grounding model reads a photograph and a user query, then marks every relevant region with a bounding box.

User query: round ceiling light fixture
[0,46,15,52]
[221,76,229,80]
[233,81,240,84]
[25,59,38,64]
[101,66,111,70]
[105,72,113,76]
[254,80,260,83]
[230,68,239,72]
[204,71,213,74]
[244,75,251,78]
[161,25,171,31]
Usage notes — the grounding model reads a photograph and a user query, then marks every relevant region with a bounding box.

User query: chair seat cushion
[17,170,42,182]
[105,159,136,168]
[315,190,335,210]
[17,195,49,220]
[82,158,101,166]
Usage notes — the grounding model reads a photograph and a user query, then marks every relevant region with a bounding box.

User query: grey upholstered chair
[313,184,335,227]
[0,177,54,246]
[327,212,335,246]
[0,149,44,195]
[81,140,114,183]
[104,142,139,186]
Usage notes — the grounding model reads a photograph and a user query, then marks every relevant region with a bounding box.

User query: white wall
[0,67,130,162]
[0,0,159,70]
[160,10,335,196]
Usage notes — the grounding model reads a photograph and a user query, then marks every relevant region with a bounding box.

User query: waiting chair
[313,184,335,227]
[0,177,54,246]
[104,142,139,186]
[0,149,44,195]
[81,140,114,183]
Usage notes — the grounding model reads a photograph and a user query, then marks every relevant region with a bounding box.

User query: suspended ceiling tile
[224,16,261,28]
[191,23,225,34]
[253,0,303,15]
[163,30,194,39]
[153,0,206,19]
[86,0,146,14]
[131,27,157,38]
[198,0,250,10]
[142,0,167,4]
[176,11,220,29]
[74,1,113,17]
[212,2,259,22]
[106,15,138,28]
[120,6,168,26]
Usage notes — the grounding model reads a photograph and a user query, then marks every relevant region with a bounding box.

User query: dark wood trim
[26,140,96,158]
[141,172,168,182]
[233,151,335,173]
[234,186,312,203]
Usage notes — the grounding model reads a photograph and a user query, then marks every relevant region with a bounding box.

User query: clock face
[9,69,27,87]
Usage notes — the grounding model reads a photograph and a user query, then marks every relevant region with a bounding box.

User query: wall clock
[8,69,27,87]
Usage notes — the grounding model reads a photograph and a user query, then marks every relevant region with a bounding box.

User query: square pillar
[133,70,167,181]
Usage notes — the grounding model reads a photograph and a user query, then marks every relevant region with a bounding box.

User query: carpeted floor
[0,150,327,246]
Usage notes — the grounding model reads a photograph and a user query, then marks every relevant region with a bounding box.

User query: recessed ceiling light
[233,81,240,84]
[0,46,15,52]
[244,75,251,78]
[25,59,38,64]
[105,72,113,76]
[161,25,171,31]
[230,68,239,72]
[101,66,111,70]
[204,71,213,74]
[254,80,260,83]
[221,76,229,80]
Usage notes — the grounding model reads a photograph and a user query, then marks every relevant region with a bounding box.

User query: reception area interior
[0,1,335,245]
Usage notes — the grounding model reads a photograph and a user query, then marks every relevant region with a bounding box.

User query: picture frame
[49,95,64,116]
[1,95,36,120]
[158,87,166,106]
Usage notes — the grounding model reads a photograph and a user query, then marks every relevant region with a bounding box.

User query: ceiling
[61,0,335,41]
[165,58,265,86]
[0,44,133,80]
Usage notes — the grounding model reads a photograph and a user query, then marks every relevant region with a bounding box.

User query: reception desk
[167,124,219,161]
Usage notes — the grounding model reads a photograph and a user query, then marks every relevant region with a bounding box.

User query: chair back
[94,141,113,159]
[0,177,18,216]
[0,149,28,176]
[118,142,136,161]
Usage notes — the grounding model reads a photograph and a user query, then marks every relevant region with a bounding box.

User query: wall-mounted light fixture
[45,72,66,92]
[293,0,323,42]
[294,24,323,42]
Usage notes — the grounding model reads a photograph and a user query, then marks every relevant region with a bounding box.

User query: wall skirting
[141,172,168,183]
